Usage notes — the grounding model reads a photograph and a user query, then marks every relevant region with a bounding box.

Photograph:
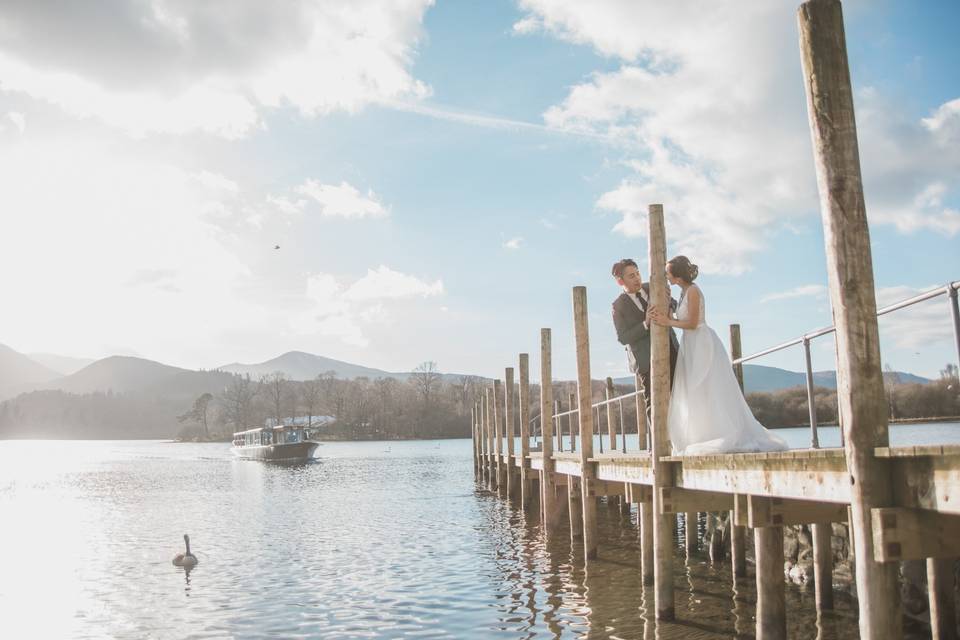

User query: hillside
[220,350,404,381]
[0,343,60,400]
[27,352,95,376]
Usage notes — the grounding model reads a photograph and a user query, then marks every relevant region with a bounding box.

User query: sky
[0,0,958,381]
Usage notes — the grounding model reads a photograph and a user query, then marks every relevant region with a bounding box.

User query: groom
[610,258,679,410]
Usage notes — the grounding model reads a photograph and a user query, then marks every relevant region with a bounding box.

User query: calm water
[1,424,957,639]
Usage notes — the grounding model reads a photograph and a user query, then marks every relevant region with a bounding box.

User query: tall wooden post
[799,2,902,637]
[812,523,834,610]
[471,405,478,476]
[573,286,599,560]
[540,329,563,534]
[685,512,698,556]
[485,389,495,490]
[505,367,516,500]
[640,500,654,586]
[519,354,533,510]
[493,379,505,495]
[729,325,748,579]
[755,525,787,639]
[605,377,618,450]
[568,392,577,453]
[927,558,958,640]
[648,204,675,620]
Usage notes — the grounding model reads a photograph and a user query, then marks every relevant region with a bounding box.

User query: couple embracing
[611,257,787,456]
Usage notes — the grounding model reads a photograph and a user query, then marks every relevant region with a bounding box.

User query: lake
[2,423,958,639]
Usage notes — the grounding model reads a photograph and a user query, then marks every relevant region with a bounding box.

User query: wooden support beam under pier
[871,507,960,562]
[659,488,733,514]
[748,495,849,528]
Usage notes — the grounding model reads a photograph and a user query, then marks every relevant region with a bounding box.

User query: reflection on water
[0,438,943,638]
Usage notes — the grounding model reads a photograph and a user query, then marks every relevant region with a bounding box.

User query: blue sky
[0,0,957,381]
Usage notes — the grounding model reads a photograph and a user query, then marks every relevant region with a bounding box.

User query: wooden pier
[469,2,960,638]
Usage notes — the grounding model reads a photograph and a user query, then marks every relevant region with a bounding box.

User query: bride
[648,256,788,455]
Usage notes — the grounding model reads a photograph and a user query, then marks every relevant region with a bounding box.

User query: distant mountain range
[0,343,934,405]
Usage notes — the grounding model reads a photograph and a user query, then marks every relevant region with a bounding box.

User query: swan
[172,534,198,568]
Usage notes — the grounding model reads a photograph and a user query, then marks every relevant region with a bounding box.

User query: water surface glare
[0,437,945,638]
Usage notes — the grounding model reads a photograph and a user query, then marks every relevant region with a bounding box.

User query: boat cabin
[233,425,309,447]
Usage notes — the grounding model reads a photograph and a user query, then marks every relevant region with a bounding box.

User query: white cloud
[0,0,434,137]
[503,236,524,250]
[876,285,956,350]
[761,284,828,303]
[516,1,960,273]
[292,266,444,347]
[194,170,239,195]
[7,111,25,133]
[344,265,443,302]
[296,180,389,219]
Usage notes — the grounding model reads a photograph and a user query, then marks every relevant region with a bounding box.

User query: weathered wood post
[928,558,958,640]
[640,497,654,586]
[729,324,748,579]
[519,354,533,510]
[755,522,787,639]
[493,379,505,495]
[648,204,675,620]
[799,1,902,636]
[812,523,834,610]
[573,286,599,560]
[555,399,564,452]
[568,392,577,453]
[540,329,564,534]
[471,404,479,477]
[485,388,495,490]
[505,367,516,500]
[605,377,618,450]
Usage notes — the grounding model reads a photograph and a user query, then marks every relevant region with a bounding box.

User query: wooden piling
[493,379,504,494]
[640,500,654,586]
[568,476,584,541]
[485,389,495,490]
[799,1,902,636]
[568,392,577,454]
[927,558,958,640]
[539,329,563,535]
[812,523,834,610]
[518,354,533,510]
[573,286,599,560]
[729,325,748,579]
[471,405,479,477]
[755,525,787,639]
[605,377,618,450]
[648,204,675,620]
[505,367,516,500]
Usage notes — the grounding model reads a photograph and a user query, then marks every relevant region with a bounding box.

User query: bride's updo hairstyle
[667,256,699,283]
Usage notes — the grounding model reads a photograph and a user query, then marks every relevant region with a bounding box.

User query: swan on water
[172,534,198,568]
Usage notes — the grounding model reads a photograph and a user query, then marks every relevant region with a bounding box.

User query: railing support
[803,337,821,449]
[950,286,960,372]
[729,324,748,579]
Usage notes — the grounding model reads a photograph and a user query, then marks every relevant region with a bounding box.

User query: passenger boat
[231,424,320,462]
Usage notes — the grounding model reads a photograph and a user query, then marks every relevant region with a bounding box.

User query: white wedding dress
[667,285,789,455]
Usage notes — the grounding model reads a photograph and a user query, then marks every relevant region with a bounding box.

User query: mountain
[40,355,234,396]
[27,352,95,376]
[218,350,483,384]
[0,343,60,400]
[220,351,404,381]
[615,364,931,394]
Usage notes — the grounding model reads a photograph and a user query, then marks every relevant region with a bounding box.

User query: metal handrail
[730,279,960,449]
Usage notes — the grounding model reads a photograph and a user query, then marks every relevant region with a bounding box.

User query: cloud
[7,111,25,133]
[0,0,434,137]
[876,285,956,350]
[761,284,827,303]
[502,236,524,250]
[516,1,960,273]
[293,266,444,347]
[344,265,443,301]
[296,180,389,219]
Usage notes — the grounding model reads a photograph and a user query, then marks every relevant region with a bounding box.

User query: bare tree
[220,374,259,432]
[177,392,214,438]
[262,371,288,426]
[301,375,324,429]
[411,361,442,407]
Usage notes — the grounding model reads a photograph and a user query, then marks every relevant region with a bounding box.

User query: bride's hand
[647,307,668,326]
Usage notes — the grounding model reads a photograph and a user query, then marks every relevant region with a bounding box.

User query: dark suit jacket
[612,283,679,375]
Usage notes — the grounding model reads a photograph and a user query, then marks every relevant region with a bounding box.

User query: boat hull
[232,441,320,462]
